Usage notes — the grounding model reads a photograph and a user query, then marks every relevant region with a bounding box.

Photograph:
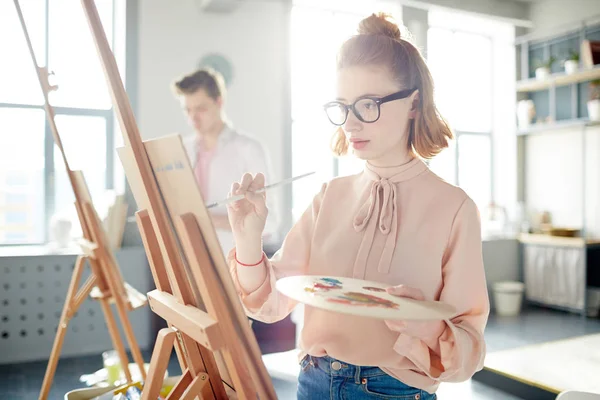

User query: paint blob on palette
[303,277,343,293]
[303,278,398,310]
[327,292,399,309]
[277,275,457,320]
[363,286,386,293]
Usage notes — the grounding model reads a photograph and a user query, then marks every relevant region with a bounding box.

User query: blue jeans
[297,355,437,400]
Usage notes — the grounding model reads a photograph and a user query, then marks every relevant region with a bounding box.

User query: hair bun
[358,13,401,40]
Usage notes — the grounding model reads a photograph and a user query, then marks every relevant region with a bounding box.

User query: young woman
[226,12,489,400]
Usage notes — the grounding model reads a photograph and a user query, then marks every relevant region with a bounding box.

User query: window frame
[0,0,121,246]
[426,24,496,209]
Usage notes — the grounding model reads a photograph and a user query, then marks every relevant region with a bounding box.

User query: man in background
[172,68,278,253]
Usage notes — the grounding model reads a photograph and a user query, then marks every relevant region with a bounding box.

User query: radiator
[0,247,153,364]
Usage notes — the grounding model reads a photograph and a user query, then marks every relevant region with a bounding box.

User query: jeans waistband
[304,355,389,382]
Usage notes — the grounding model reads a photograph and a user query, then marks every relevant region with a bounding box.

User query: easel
[12,2,148,398]
[80,0,278,398]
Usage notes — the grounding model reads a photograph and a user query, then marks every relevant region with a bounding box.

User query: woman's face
[334,65,418,166]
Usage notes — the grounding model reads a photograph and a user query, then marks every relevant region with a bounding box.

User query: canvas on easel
[79,0,278,398]
[11,1,148,398]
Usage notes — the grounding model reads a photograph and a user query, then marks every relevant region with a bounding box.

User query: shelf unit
[515,17,600,318]
[516,65,600,93]
[517,118,600,136]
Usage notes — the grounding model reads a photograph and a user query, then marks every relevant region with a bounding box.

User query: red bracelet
[235,252,265,267]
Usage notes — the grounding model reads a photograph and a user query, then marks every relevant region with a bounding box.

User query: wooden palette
[276,275,457,320]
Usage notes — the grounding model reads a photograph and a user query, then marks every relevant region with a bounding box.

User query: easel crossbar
[147,290,224,352]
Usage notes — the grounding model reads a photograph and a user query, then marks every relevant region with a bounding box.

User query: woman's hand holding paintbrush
[227,172,272,293]
[226,172,270,244]
[225,172,314,283]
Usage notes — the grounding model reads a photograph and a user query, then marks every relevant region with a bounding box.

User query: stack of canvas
[103,194,128,249]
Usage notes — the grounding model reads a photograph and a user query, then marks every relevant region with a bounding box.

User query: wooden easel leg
[136,210,188,373]
[136,208,223,399]
[39,255,86,400]
[179,214,268,399]
[72,275,97,311]
[82,201,148,382]
[99,298,133,382]
[179,333,223,400]
[178,371,209,400]
[142,327,177,400]
[166,369,192,400]
[164,369,210,400]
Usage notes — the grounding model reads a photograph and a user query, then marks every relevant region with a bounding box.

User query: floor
[1,305,599,399]
[485,333,600,394]
[484,306,600,353]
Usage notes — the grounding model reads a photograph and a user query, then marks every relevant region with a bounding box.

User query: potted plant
[534,56,555,80]
[588,79,600,121]
[564,50,579,75]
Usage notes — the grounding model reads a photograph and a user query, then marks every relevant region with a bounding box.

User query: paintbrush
[206,171,316,209]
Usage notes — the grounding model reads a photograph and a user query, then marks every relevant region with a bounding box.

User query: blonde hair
[172,68,226,101]
[331,13,453,159]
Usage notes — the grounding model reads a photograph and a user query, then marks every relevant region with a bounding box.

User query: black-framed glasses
[323,88,417,126]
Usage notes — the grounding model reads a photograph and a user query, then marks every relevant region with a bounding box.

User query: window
[0,108,46,244]
[427,25,494,211]
[0,0,126,245]
[426,10,515,216]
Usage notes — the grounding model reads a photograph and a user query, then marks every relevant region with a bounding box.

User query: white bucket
[493,281,525,317]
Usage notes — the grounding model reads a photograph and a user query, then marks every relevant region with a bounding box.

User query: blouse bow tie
[352,176,399,277]
[351,158,428,278]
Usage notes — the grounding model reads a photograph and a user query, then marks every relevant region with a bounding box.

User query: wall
[403,0,530,24]
[136,0,290,236]
[528,0,600,36]
[525,127,600,236]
